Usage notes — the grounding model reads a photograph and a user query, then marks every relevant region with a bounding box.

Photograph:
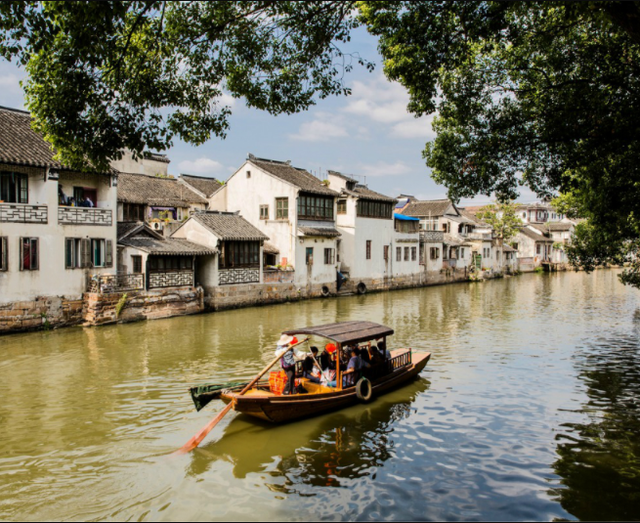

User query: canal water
[1,270,639,521]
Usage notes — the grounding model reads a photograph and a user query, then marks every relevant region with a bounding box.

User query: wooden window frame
[275,197,288,220]
[356,200,393,219]
[383,245,389,261]
[366,240,372,260]
[260,204,269,220]
[337,199,347,215]
[20,237,39,271]
[297,194,334,221]
[324,248,335,265]
[306,247,314,265]
[219,241,260,269]
[132,255,143,274]
[0,172,29,204]
[0,236,7,271]
[411,247,417,261]
[396,246,402,262]
[404,246,410,261]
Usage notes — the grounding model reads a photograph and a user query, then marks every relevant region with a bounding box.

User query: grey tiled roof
[531,222,574,233]
[401,199,455,218]
[263,242,280,254]
[191,211,269,241]
[119,237,215,255]
[250,157,338,196]
[180,174,224,198]
[518,227,554,242]
[0,106,114,174]
[118,172,207,206]
[345,185,397,203]
[298,226,341,238]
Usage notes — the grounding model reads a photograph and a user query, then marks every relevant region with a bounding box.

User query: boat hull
[221,352,431,423]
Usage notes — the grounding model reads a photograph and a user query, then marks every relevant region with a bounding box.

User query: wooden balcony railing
[0,203,48,224]
[59,206,113,226]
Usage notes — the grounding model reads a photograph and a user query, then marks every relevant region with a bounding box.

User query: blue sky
[0,26,536,206]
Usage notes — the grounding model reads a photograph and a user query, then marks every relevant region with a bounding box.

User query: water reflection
[188,379,429,491]
[551,335,640,521]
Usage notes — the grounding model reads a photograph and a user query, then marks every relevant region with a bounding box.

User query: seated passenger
[302,347,321,384]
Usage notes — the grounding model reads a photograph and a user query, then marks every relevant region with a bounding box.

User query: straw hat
[277,334,294,346]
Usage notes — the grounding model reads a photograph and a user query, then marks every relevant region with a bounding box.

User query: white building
[0,106,118,305]
[210,155,340,293]
[327,171,404,291]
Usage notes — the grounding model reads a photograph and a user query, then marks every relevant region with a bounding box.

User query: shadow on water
[186,378,430,491]
[550,333,640,521]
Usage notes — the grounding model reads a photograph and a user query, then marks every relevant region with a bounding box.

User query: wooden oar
[175,337,309,454]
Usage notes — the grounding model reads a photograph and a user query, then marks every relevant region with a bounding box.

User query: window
[132,255,143,274]
[297,194,333,220]
[396,247,402,262]
[150,256,193,271]
[73,186,98,207]
[20,237,38,271]
[424,218,438,231]
[306,247,314,265]
[430,247,440,260]
[337,199,347,215]
[219,241,260,268]
[0,172,28,203]
[411,247,417,261]
[260,205,269,220]
[324,248,335,265]
[366,240,372,260]
[90,239,113,268]
[123,203,146,221]
[356,200,393,219]
[460,248,465,259]
[404,247,410,261]
[536,244,541,255]
[246,170,251,179]
[395,219,420,233]
[384,245,389,261]
[275,198,288,220]
[0,237,7,271]
[512,243,518,251]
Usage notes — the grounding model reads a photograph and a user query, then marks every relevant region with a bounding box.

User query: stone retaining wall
[0,296,84,335]
[83,287,204,326]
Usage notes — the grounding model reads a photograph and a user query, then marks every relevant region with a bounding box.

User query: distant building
[116,171,208,235]
[210,154,340,293]
[0,106,118,306]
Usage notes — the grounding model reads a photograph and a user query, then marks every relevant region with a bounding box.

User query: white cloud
[289,113,348,142]
[357,161,412,178]
[344,77,412,124]
[177,157,225,175]
[391,115,436,140]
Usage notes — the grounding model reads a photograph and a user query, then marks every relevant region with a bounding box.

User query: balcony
[219,267,260,286]
[87,273,145,294]
[0,203,48,224]
[420,230,444,243]
[468,232,492,241]
[58,206,113,226]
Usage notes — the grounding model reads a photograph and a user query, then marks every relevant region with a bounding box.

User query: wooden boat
[216,321,431,423]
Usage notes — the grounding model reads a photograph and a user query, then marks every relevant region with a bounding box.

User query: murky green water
[1,270,640,521]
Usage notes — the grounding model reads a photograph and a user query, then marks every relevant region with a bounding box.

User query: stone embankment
[0,266,507,335]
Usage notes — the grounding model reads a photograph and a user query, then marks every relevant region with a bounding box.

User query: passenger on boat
[275,335,297,395]
[377,339,391,360]
[342,347,369,387]
[302,347,322,384]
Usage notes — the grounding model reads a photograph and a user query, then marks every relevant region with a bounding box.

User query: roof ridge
[0,105,30,116]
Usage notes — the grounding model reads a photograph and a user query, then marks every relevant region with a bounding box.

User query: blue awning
[394,213,419,221]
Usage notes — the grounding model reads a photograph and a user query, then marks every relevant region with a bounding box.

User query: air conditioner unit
[152,222,164,231]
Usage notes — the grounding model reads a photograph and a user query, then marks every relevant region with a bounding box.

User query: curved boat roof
[283,321,393,345]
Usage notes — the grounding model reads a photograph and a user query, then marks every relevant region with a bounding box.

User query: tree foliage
[0,1,365,171]
[360,1,640,287]
[475,201,521,244]
[2,1,640,286]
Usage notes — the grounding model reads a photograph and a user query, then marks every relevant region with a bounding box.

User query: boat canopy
[283,321,393,345]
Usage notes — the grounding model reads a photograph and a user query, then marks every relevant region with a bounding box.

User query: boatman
[275,334,297,395]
